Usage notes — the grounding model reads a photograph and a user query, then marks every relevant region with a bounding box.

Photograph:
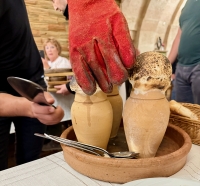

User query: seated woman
[41,37,75,151]
[42,37,71,69]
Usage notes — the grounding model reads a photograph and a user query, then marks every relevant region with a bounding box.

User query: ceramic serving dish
[60,124,192,183]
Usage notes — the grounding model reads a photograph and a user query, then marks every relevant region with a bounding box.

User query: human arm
[54,82,75,95]
[0,92,64,125]
[168,27,182,64]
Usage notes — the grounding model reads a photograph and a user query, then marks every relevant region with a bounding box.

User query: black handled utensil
[7,76,55,107]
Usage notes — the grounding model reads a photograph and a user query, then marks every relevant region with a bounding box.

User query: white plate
[122,177,200,186]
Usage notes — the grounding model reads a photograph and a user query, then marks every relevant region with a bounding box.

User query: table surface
[0,144,200,186]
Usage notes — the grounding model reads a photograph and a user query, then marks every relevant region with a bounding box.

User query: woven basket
[169,103,200,145]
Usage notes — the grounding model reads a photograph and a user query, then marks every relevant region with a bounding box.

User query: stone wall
[25,0,187,57]
[25,0,69,58]
[120,0,187,54]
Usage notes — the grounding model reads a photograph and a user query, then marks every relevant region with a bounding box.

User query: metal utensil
[35,133,139,159]
[7,76,55,107]
[34,133,100,156]
[47,134,139,159]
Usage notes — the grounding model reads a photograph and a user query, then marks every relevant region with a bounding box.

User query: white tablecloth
[50,92,75,122]
[0,145,200,186]
[0,152,120,186]
[170,144,200,181]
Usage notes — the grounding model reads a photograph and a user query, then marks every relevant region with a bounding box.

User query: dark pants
[0,77,47,171]
[175,63,200,104]
[0,117,46,171]
[171,80,176,100]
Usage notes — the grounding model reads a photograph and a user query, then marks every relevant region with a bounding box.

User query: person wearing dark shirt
[168,0,200,104]
[171,58,178,100]
[0,0,64,170]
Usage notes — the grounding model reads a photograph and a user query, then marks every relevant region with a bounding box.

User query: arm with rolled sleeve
[168,28,182,64]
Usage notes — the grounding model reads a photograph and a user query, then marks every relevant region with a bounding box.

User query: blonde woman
[42,38,75,151]
[42,37,71,69]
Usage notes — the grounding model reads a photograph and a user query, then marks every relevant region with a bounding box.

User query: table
[0,144,200,186]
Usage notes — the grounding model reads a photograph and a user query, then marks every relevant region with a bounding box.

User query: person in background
[42,37,71,70]
[168,0,200,104]
[0,0,64,171]
[170,58,178,100]
[42,37,74,95]
[42,38,75,151]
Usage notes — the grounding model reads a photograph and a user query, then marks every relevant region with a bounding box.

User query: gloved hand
[68,0,136,95]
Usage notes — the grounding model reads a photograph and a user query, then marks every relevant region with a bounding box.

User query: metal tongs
[35,133,139,159]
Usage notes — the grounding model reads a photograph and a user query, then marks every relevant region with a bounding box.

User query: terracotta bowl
[60,124,192,183]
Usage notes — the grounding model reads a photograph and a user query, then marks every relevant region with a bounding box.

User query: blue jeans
[175,63,200,104]
[171,79,176,100]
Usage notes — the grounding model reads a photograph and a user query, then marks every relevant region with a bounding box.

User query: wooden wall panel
[25,0,69,58]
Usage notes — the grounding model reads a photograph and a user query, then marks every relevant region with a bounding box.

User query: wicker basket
[169,103,200,145]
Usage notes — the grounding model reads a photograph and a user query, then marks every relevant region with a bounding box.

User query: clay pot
[123,52,172,158]
[71,89,113,149]
[123,90,170,158]
[107,85,123,138]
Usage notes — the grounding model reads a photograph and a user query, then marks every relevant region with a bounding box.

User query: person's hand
[41,57,50,70]
[68,0,136,95]
[31,92,64,125]
[171,74,175,81]
[54,84,70,95]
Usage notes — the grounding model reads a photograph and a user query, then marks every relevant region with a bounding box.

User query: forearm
[168,28,182,64]
[0,93,33,117]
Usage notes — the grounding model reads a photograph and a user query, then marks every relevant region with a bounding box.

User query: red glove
[68,0,136,95]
